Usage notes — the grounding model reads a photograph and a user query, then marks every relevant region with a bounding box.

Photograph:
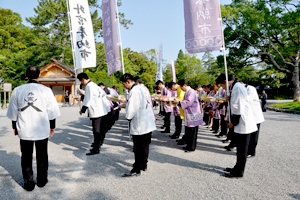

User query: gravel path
[0,106,299,200]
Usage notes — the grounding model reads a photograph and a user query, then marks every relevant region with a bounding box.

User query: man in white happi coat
[245,84,265,158]
[7,65,60,191]
[216,74,257,178]
[77,73,111,156]
[120,74,156,177]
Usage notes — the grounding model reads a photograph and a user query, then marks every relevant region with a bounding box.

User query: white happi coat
[246,85,265,124]
[126,85,156,135]
[6,83,60,141]
[83,81,111,118]
[230,82,257,134]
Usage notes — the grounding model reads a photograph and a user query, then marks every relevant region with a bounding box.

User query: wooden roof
[40,59,76,82]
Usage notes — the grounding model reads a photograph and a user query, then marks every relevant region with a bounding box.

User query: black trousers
[220,115,228,135]
[262,100,267,112]
[212,118,220,132]
[232,133,251,176]
[91,115,108,150]
[185,126,199,151]
[20,138,48,184]
[174,116,182,136]
[132,133,152,172]
[248,124,261,156]
[164,112,171,131]
[203,107,210,125]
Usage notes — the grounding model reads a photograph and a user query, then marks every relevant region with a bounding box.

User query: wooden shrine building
[39,59,77,103]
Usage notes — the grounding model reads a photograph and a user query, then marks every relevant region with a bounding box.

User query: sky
[1,0,232,64]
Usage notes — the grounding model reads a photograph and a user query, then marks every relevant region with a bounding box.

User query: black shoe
[223,168,233,173]
[224,145,236,151]
[141,165,147,172]
[223,172,243,178]
[37,179,48,188]
[183,146,194,152]
[24,181,35,191]
[86,149,100,155]
[247,154,255,158]
[161,129,170,133]
[169,134,179,139]
[160,125,166,129]
[122,169,141,177]
[215,134,225,138]
[177,140,186,145]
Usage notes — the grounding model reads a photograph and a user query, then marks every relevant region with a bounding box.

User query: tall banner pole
[218,0,229,95]
[115,0,125,75]
[66,0,81,108]
[218,0,230,121]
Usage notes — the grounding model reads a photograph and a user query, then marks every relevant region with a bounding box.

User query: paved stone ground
[0,106,299,200]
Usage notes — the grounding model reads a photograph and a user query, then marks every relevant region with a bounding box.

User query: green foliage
[269,102,300,111]
[222,0,300,100]
[164,50,213,87]
[0,8,40,87]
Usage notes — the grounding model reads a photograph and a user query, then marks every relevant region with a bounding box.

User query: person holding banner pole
[77,73,111,156]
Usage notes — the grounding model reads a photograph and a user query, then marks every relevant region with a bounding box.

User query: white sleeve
[6,89,18,121]
[47,88,61,120]
[231,86,246,115]
[126,88,141,120]
[83,84,91,107]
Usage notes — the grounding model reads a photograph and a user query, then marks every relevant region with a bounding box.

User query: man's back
[7,82,60,140]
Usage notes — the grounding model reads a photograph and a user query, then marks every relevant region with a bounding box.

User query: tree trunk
[292,65,300,101]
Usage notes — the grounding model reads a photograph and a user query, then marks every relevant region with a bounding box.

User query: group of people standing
[155,74,265,178]
[6,66,266,191]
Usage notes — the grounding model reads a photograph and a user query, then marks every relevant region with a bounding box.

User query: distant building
[39,59,77,103]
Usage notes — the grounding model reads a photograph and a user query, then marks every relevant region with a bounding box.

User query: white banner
[155,43,163,82]
[68,0,96,69]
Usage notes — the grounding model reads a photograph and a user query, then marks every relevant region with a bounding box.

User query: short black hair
[215,73,234,85]
[134,76,143,84]
[178,79,188,87]
[120,73,134,82]
[77,72,89,80]
[112,85,117,89]
[98,82,106,87]
[165,82,170,87]
[155,80,163,85]
[26,65,40,80]
[168,82,176,88]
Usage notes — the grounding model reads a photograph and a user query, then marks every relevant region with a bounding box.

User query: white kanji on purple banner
[184,0,224,54]
[102,0,122,76]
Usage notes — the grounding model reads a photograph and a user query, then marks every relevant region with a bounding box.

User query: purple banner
[102,0,122,76]
[171,60,176,82]
[184,0,224,54]
[155,43,163,82]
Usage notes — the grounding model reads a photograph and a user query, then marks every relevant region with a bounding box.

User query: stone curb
[267,106,300,115]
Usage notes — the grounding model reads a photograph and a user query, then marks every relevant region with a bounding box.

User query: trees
[222,0,300,101]
[0,8,39,87]
[26,0,132,64]
[164,50,211,87]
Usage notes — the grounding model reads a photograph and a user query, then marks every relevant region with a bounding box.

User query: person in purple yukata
[173,79,203,152]
[156,80,172,133]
